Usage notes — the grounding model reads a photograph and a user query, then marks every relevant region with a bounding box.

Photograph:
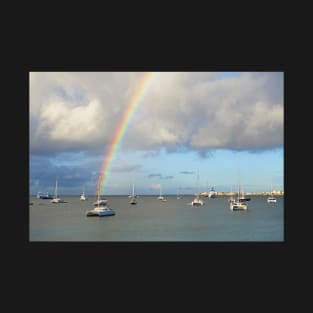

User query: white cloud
[30,72,284,155]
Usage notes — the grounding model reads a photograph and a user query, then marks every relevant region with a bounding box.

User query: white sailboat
[191,173,204,206]
[51,176,65,203]
[129,183,137,205]
[229,184,248,211]
[86,185,115,217]
[267,182,277,203]
[80,188,87,201]
[176,186,182,199]
[229,163,248,211]
[157,184,167,202]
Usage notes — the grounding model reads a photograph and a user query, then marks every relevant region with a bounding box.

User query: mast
[196,171,200,199]
[237,159,240,201]
[55,176,58,198]
[97,182,100,208]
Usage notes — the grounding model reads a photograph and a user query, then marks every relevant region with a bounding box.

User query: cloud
[180,171,195,174]
[147,173,162,178]
[29,154,100,194]
[30,71,283,160]
[111,163,142,173]
[163,176,174,179]
[30,72,283,157]
[123,72,284,153]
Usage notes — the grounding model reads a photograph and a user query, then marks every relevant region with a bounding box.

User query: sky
[29,71,284,196]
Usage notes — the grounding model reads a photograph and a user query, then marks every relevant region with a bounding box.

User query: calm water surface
[29,195,284,242]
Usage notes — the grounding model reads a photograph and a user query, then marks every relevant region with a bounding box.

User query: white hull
[208,188,217,198]
[93,199,108,206]
[80,193,87,201]
[86,206,115,217]
[51,197,65,203]
[267,197,277,203]
[191,198,204,206]
[230,201,247,211]
[129,197,137,205]
[129,183,137,204]
[158,195,167,201]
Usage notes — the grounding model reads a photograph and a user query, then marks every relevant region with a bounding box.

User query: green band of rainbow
[97,72,158,194]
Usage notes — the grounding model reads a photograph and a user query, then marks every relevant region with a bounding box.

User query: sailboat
[93,196,108,206]
[267,182,277,203]
[86,185,115,217]
[191,173,204,206]
[51,176,65,203]
[229,184,248,211]
[238,185,251,202]
[80,188,88,200]
[229,161,247,211]
[228,184,235,204]
[129,183,137,205]
[157,184,167,202]
[176,186,182,199]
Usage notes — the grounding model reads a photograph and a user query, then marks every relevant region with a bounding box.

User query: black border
[14,50,292,286]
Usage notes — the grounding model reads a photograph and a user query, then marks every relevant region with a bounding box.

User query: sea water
[29,195,284,242]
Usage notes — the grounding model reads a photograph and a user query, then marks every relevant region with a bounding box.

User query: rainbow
[97,72,158,194]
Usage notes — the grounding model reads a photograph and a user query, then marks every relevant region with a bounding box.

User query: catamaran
[86,186,115,217]
[229,184,248,211]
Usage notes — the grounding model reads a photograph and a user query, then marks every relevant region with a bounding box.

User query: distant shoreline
[30,193,284,197]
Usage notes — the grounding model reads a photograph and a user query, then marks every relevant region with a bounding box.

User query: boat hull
[86,207,115,217]
[37,194,54,199]
[191,200,204,206]
[51,198,65,203]
[230,202,248,211]
[267,198,277,203]
[93,200,108,206]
